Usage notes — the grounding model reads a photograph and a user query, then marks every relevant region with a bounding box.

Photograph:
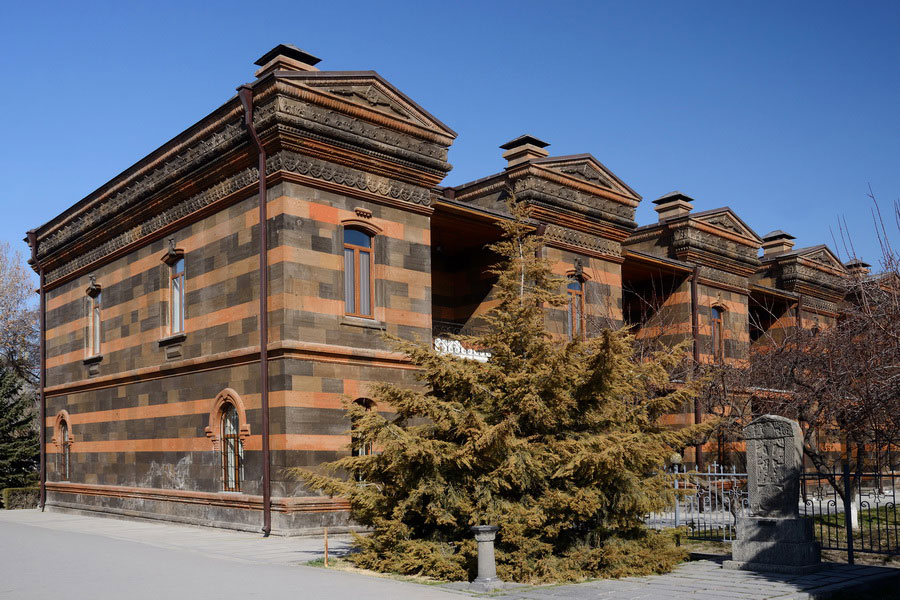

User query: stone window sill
[158,332,187,347]
[340,317,386,331]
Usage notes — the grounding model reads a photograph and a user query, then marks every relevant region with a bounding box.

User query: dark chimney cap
[499,134,550,150]
[845,258,871,268]
[254,44,321,68]
[761,230,796,241]
[652,191,695,205]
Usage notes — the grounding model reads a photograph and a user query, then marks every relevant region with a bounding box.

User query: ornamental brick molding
[205,388,251,452]
[51,410,74,451]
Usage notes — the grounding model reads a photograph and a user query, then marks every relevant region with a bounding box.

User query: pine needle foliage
[290,199,705,583]
[0,366,39,497]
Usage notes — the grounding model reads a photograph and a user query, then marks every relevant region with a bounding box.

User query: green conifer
[0,367,39,496]
[292,198,705,582]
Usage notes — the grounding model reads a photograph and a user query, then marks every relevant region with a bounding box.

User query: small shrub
[2,487,39,510]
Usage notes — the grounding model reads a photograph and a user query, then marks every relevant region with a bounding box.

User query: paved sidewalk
[0,508,353,566]
[3,509,900,599]
[479,558,900,599]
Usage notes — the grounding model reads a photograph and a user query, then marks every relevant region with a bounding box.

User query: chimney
[761,230,796,256]
[845,258,871,276]
[500,135,550,168]
[254,44,321,78]
[653,191,694,222]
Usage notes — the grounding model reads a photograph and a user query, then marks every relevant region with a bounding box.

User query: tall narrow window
[89,292,102,356]
[170,257,185,334]
[567,279,585,340]
[344,228,374,318]
[711,306,725,362]
[222,404,243,492]
[59,421,70,481]
[351,399,375,458]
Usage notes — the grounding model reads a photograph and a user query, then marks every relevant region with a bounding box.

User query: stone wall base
[45,490,364,537]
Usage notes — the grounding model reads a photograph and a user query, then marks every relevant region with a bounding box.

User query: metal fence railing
[644,462,900,563]
[646,464,748,542]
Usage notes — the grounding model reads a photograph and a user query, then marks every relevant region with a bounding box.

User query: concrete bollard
[471,525,501,589]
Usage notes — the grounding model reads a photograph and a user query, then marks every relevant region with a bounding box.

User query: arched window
[53,411,73,481]
[567,278,585,340]
[344,228,374,318]
[221,404,243,492]
[205,388,250,493]
[711,306,725,362]
[351,398,375,458]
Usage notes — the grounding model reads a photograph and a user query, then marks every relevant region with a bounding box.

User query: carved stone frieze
[38,119,247,260]
[543,224,622,258]
[702,214,744,235]
[799,295,839,314]
[778,263,846,296]
[275,95,450,169]
[44,149,433,284]
[556,164,614,189]
[269,151,431,206]
[671,225,759,267]
[327,84,424,124]
[697,266,749,291]
[45,167,259,284]
[512,176,635,228]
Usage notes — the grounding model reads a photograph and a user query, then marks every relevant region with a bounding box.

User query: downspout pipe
[26,230,46,510]
[237,85,272,537]
[795,294,803,331]
[690,266,703,470]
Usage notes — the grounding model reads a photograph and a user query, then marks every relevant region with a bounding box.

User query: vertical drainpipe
[26,230,46,510]
[690,266,703,470]
[237,85,272,537]
[795,294,803,331]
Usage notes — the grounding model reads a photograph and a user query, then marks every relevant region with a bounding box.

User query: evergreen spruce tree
[0,366,39,497]
[292,199,706,583]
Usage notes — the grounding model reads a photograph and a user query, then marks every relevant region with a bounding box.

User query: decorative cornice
[671,224,759,275]
[43,149,434,285]
[270,151,431,206]
[37,118,247,261]
[543,224,622,259]
[44,166,259,284]
[512,175,636,229]
[273,94,450,172]
[696,265,750,293]
[778,263,846,300]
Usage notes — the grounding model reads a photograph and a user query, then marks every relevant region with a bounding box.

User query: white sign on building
[433,338,492,363]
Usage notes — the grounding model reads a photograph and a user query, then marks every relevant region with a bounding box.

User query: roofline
[30,92,244,239]
[273,69,457,138]
[532,153,642,200]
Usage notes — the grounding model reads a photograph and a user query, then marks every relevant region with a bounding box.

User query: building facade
[27,45,854,534]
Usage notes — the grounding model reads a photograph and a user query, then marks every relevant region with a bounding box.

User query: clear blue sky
[1,1,898,273]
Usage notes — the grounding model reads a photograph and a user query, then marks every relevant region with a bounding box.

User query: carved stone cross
[744,415,802,518]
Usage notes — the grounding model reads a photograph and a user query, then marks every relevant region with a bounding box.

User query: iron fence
[645,462,900,563]
[800,465,900,562]
[646,463,748,542]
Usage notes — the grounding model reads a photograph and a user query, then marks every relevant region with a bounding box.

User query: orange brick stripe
[43,390,387,429]
[46,433,349,454]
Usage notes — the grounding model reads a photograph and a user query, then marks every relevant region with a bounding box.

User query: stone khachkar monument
[724,415,821,573]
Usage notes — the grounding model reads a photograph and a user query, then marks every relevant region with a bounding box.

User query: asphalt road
[0,518,456,600]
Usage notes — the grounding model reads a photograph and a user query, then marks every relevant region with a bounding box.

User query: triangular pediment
[536,155,640,201]
[694,209,761,242]
[798,246,846,271]
[289,72,456,138]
